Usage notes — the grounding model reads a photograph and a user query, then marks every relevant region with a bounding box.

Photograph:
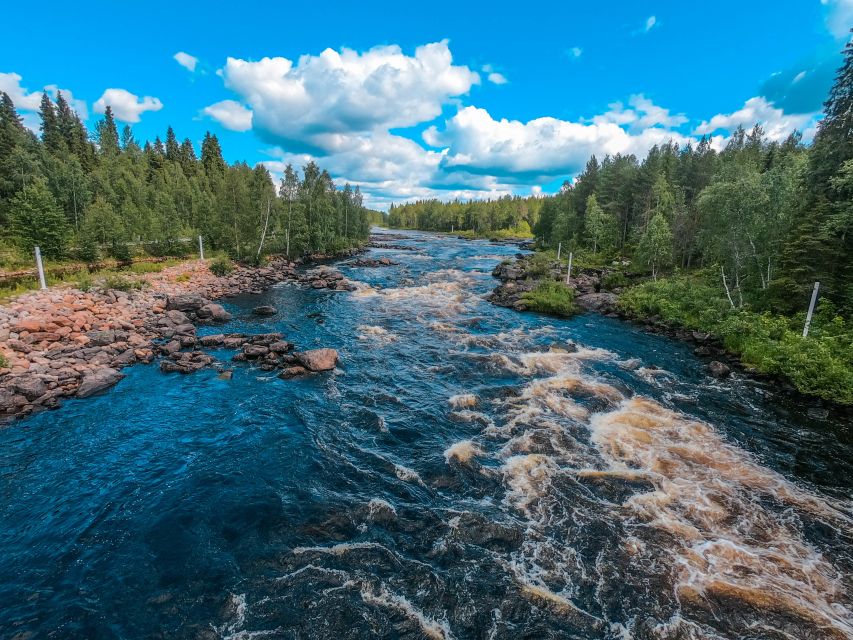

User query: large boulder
[10,377,47,401]
[166,294,207,313]
[197,303,233,323]
[77,368,125,398]
[575,292,619,313]
[295,348,338,372]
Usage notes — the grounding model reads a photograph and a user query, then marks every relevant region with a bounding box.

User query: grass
[520,281,578,316]
[618,273,853,405]
[0,352,8,369]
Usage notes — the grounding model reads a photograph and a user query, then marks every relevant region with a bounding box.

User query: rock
[111,349,137,367]
[10,377,47,401]
[0,388,16,411]
[247,333,283,346]
[279,366,309,379]
[85,330,117,346]
[218,370,233,380]
[707,361,731,379]
[252,305,278,316]
[77,368,124,398]
[692,331,711,342]
[174,323,196,337]
[269,341,292,354]
[295,348,338,372]
[166,294,207,313]
[222,336,246,349]
[242,344,270,359]
[159,340,182,355]
[575,292,619,313]
[197,303,233,323]
[200,334,225,347]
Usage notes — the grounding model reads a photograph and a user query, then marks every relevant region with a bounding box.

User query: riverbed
[1,230,851,639]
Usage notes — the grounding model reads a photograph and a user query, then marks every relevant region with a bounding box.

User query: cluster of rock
[347,257,397,267]
[294,267,356,291]
[0,257,348,422]
[488,255,622,314]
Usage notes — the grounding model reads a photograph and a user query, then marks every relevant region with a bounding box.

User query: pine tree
[165,126,180,161]
[201,132,226,176]
[39,92,63,153]
[96,106,120,156]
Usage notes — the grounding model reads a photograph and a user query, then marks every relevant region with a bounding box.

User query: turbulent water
[1,230,851,640]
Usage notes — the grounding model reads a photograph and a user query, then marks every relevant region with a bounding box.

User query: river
[1,230,851,639]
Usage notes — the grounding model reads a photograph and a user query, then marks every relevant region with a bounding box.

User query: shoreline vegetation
[388,38,853,408]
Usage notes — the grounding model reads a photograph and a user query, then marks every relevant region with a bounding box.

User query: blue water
[1,231,850,639]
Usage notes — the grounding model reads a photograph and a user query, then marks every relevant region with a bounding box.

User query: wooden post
[556,242,562,261]
[198,235,204,261]
[802,281,820,337]
[565,252,573,284]
[34,246,47,290]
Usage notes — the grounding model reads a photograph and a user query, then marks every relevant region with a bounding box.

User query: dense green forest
[387,196,542,237]
[0,95,371,266]
[390,39,853,316]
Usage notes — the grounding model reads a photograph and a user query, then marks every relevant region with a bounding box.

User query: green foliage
[388,195,543,235]
[585,194,617,253]
[8,178,70,258]
[602,271,628,290]
[103,274,142,292]
[209,256,235,277]
[636,213,673,279]
[0,91,370,272]
[619,275,853,404]
[0,352,8,369]
[76,274,92,291]
[520,281,578,316]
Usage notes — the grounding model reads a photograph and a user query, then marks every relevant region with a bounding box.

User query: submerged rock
[708,361,731,378]
[295,348,338,372]
[252,305,277,316]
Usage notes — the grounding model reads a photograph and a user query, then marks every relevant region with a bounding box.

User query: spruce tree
[9,178,70,258]
[39,92,63,153]
[96,106,120,156]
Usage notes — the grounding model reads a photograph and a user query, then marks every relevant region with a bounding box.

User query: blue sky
[1,0,850,209]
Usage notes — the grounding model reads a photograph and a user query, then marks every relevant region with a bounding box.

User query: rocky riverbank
[0,256,356,422]
[487,254,749,382]
[488,254,623,314]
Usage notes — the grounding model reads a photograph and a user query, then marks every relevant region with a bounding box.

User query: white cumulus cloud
[174,51,199,72]
[202,100,253,131]
[822,0,853,38]
[488,72,508,85]
[644,15,657,33]
[693,96,819,141]
[218,40,479,151]
[94,88,163,123]
[0,72,88,120]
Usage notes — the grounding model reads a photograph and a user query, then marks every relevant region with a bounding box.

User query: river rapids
[0,230,851,639]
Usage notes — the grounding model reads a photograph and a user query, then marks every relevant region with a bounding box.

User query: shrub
[521,281,578,316]
[209,256,234,277]
[175,273,190,282]
[618,273,853,404]
[0,352,9,369]
[103,274,142,292]
[76,275,92,292]
[602,271,628,290]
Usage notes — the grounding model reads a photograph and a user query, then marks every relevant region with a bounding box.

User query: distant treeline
[0,95,372,265]
[387,196,543,236]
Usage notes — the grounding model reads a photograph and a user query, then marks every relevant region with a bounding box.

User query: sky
[1,0,851,210]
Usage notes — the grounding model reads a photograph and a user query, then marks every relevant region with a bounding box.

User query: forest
[389,38,853,317]
[0,95,373,267]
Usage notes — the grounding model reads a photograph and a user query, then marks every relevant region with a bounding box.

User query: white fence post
[565,252,573,284]
[802,281,820,337]
[556,242,562,261]
[34,246,47,290]
[198,235,204,260]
